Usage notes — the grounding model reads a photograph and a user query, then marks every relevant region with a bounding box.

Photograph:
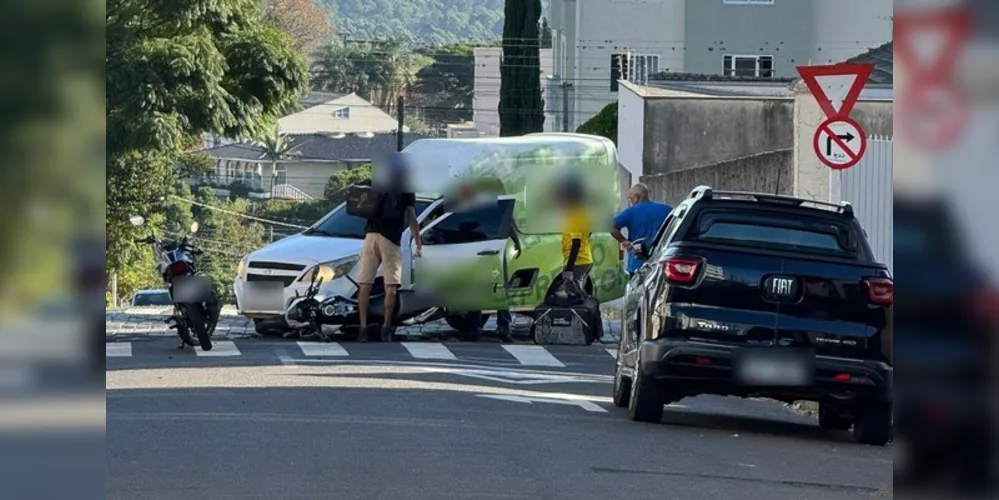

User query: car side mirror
[631,239,650,261]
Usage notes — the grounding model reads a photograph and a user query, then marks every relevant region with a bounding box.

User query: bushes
[576,102,618,145]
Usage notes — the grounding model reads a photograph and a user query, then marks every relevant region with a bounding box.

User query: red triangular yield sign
[894,8,971,76]
[796,63,874,119]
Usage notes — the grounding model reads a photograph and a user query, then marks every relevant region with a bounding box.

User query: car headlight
[298,255,360,283]
[237,257,247,280]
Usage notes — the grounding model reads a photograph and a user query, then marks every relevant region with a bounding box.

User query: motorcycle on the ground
[129,215,222,350]
[285,273,440,342]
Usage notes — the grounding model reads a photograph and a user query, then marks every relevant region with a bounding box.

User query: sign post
[797,63,874,170]
[894,8,971,151]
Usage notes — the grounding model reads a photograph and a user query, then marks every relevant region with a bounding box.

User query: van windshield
[303,200,433,239]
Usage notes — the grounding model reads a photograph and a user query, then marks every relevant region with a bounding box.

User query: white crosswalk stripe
[502,345,565,367]
[606,348,617,359]
[106,343,132,357]
[297,341,349,357]
[401,342,456,360]
[194,341,241,357]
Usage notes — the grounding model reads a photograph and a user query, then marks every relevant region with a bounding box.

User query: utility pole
[396,91,405,152]
[561,81,573,133]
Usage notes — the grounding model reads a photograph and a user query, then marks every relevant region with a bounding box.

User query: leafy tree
[499,0,545,137]
[540,17,552,49]
[0,0,102,309]
[191,188,266,303]
[312,40,431,109]
[404,114,431,134]
[410,45,474,127]
[324,164,373,205]
[316,0,506,46]
[575,101,618,145]
[263,0,337,57]
[106,0,309,279]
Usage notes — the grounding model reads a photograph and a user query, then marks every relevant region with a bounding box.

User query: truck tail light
[662,257,701,285]
[863,277,893,305]
[970,287,999,321]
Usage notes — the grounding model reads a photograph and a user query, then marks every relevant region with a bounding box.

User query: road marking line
[606,348,617,358]
[402,342,456,360]
[502,345,565,367]
[195,341,241,357]
[297,341,349,357]
[106,343,132,357]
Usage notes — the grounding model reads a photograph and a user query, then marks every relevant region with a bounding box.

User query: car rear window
[692,211,860,257]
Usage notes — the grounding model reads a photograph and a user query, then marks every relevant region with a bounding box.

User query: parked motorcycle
[285,273,440,342]
[129,215,222,350]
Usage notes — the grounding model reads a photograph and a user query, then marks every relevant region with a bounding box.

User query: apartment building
[472,47,556,137]
[547,0,893,130]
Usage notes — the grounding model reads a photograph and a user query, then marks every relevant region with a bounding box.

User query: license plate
[733,348,814,387]
[245,282,285,310]
[173,276,210,303]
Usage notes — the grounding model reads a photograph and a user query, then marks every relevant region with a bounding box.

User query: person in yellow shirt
[557,175,593,296]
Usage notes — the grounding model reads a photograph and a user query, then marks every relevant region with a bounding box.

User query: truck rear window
[692,211,859,257]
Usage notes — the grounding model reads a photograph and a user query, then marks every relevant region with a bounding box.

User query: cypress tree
[498,0,544,137]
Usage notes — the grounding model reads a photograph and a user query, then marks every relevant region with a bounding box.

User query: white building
[547,0,893,130]
[473,47,556,137]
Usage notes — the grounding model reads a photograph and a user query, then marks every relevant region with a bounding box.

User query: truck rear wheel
[853,402,892,446]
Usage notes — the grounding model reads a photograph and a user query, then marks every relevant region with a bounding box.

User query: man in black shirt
[357,155,422,341]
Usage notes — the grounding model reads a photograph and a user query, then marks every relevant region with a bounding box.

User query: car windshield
[304,200,433,239]
[133,292,172,306]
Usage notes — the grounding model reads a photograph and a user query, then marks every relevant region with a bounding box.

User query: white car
[234,196,438,332]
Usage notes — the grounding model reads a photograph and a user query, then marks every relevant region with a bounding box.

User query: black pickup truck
[613,186,893,446]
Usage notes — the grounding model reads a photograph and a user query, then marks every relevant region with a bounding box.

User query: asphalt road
[107,338,892,500]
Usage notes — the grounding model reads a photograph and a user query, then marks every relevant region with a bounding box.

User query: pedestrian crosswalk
[106,339,618,367]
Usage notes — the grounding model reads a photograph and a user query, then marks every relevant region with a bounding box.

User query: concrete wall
[791,85,893,201]
[641,149,793,207]
[684,0,812,78]
[642,97,794,176]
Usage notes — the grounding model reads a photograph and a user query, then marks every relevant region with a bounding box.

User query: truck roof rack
[686,186,854,217]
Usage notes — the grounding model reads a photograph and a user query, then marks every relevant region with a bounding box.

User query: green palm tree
[253,124,302,196]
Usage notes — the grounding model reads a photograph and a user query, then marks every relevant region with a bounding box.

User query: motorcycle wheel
[205,291,222,336]
[184,304,212,351]
[174,307,199,347]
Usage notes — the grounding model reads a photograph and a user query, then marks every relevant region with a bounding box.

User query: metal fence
[829,136,893,273]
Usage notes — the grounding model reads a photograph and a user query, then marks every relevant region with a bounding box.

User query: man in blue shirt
[612,183,672,275]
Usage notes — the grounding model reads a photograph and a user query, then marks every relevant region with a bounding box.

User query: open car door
[413,196,517,313]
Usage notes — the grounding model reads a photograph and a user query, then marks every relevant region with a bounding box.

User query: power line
[169,195,309,229]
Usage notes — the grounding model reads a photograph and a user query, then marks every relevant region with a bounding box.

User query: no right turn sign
[812,117,868,170]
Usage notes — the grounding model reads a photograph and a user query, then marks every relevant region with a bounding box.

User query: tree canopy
[106,0,309,279]
[317,0,507,46]
[499,0,545,136]
[409,45,475,127]
[311,40,431,109]
[576,101,618,145]
[262,0,337,56]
